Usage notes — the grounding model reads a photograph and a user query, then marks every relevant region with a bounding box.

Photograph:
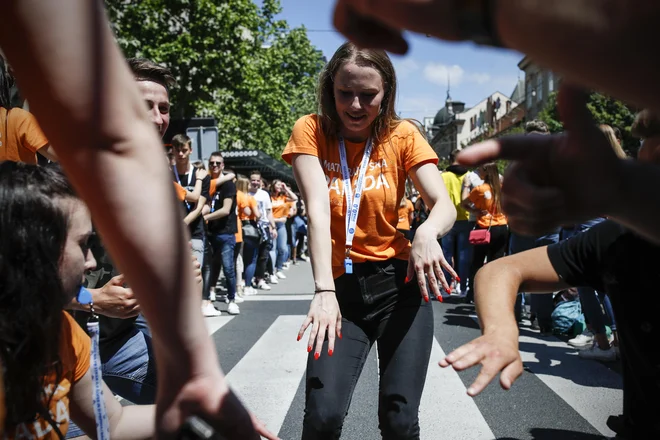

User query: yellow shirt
[441,169,469,221]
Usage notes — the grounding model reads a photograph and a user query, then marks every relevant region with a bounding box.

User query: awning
[221,150,296,186]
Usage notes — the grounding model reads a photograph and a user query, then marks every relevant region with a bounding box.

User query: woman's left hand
[407,226,457,302]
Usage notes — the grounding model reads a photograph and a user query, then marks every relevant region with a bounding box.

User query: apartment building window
[537,73,543,102]
[526,78,533,108]
[548,72,554,92]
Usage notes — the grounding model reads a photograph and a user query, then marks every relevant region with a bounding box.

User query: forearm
[416,197,456,239]
[186,180,203,202]
[497,0,660,112]
[608,159,660,244]
[0,0,216,371]
[204,209,229,222]
[307,204,335,291]
[474,262,520,336]
[183,205,204,225]
[268,212,276,229]
[109,405,155,440]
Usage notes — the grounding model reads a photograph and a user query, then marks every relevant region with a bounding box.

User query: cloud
[423,63,465,87]
[467,72,491,85]
[393,58,420,79]
[397,95,445,121]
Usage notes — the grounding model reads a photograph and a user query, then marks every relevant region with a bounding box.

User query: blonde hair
[599,125,627,158]
[236,176,250,193]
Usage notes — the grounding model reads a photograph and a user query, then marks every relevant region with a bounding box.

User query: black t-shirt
[177,169,210,239]
[207,180,237,235]
[547,220,660,436]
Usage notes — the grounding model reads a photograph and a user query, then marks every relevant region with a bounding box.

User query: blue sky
[270,0,525,123]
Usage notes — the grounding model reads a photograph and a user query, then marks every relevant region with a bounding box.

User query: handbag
[241,220,261,240]
[469,215,492,245]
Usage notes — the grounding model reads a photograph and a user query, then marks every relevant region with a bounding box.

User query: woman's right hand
[297,291,342,359]
[196,168,208,180]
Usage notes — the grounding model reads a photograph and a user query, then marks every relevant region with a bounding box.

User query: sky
[268,0,526,123]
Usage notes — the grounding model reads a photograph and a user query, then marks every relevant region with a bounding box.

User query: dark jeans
[302,259,433,440]
[440,220,472,291]
[255,225,273,279]
[208,233,237,300]
[202,237,214,300]
[467,225,509,303]
[243,236,260,287]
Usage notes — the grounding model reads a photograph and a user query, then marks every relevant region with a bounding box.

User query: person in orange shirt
[282,42,457,438]
[461,162,509,304]
[0,57,57,164]
[0,162,155,439]
[270,179,298,279]
[396,196,414,240]
[236,176,261,296]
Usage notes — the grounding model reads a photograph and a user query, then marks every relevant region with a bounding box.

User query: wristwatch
[455,0,504,48]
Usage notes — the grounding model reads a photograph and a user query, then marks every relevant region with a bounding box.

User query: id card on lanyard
[338,136,374,274]
[174,165,194,210]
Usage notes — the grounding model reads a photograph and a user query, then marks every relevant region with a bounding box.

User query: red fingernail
[338,332,343,339]
[328,349,334,357]
[405,276,411,283]
[314,352,320,360]
[437,294,443,303]
[424,296,429,303]
[307,346,312,353]
[456,276,461,282]
[445,288,451,294]
[297,335,301,341]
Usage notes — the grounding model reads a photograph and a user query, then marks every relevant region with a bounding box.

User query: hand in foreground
[457,84,624,236]
[439,330,523,397]
[332,0,461,54]
[94,274,140,319]
[156,374,278,440]
[408,226,457,302]
[297,291,342,359]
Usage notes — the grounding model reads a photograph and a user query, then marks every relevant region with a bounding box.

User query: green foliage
[106,0,324,157]
[537,91,638,155]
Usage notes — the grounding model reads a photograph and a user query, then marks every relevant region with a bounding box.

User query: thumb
[111,274,125,285]
[405,254,415,283]
[557,83,596,138]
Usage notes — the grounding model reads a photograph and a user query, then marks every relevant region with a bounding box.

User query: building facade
[518,56,559,120]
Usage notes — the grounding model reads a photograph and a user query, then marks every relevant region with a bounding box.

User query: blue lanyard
[174,165,194,210]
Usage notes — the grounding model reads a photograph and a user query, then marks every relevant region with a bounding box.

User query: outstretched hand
[298,291,342,360]
[457,84,624,236]
[409,226,457,301]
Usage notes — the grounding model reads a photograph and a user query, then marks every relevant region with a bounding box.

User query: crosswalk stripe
[243,294,313,301]
[225,315,308,435]
[420,338,495,439]
[205,315,235,335]
[517,333,623,436]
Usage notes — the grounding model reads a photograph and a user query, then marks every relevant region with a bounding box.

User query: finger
[111,273,125,285]
[416,265,429,303]
[333,0,408,54]
[456,135,553,167]
[308,318,320,354]
[250,413,280,440]
[433,261,450,295]
[297,316,312,342]
[336,315,343,340]
[501,164,566,212]
[451,347,487,372]
[314,320,327,359]
[327,320,336,356]
[444,341,478,365]
[405,255,415,283]
[500,359,524,390]
[556,83,596,136]
[467,364,500,397]
[425,263,442,300]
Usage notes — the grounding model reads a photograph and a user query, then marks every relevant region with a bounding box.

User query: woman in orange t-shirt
[270,179,298,278]
[396,196,415,240]
[461,162,509,304]
[282,42,457,437]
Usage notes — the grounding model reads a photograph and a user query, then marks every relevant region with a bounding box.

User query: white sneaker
[226,296,244,304]
[269,275,279,284]
[201,302,222,317]
[243,286,257,296]
[578,344,617,362]
[227,301,240,315]
[276,271,287,279]
[209,289,216,302]
[283,262,291,270]
[568,330,594,348]
[299,254,309,262]
[257,280,271,291]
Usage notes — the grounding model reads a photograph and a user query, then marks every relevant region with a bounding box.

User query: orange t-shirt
[6,312,90,439]
[238,191,258,222]
[397,199,414,231]
[210,179,217,197]
[174,182,187,201]
[0,108,49,164]
[271,195,291,220]
[282,114,438,277]
[469,183,508,229]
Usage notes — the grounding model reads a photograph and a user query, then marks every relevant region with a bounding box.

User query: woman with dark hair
[0,57,56,163]
[283,42,457,438]
[462,162,509,304]
[0,161,154,439]
[269,179,298,279]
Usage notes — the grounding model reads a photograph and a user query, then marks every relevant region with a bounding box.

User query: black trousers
[302,259,433,440]
[467,224,509,302]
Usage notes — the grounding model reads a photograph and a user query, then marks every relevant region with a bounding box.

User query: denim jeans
[243,236,260,287]
[66,328,157,438]
[440,220,471,291]
[275,221,288,270]
[302,259,433,440]
[209,233,237,300]
[529,229,561,329]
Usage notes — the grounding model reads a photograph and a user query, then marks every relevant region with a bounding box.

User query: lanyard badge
[338,136,373,274]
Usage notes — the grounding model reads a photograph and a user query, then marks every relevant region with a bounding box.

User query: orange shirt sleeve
[209,179,217,198]
[62,312,91,382]
[16,110,49,153]
[282,115,320,164]
[400,121,438,172]
[174,182,187,202]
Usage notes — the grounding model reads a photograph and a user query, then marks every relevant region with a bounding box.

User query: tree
[105,0,324,157]
[537,91,638,155]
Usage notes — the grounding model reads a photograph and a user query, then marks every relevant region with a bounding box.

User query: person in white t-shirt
[248,171,277,291]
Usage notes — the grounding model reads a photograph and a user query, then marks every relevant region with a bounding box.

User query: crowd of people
[3,0,660,439]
